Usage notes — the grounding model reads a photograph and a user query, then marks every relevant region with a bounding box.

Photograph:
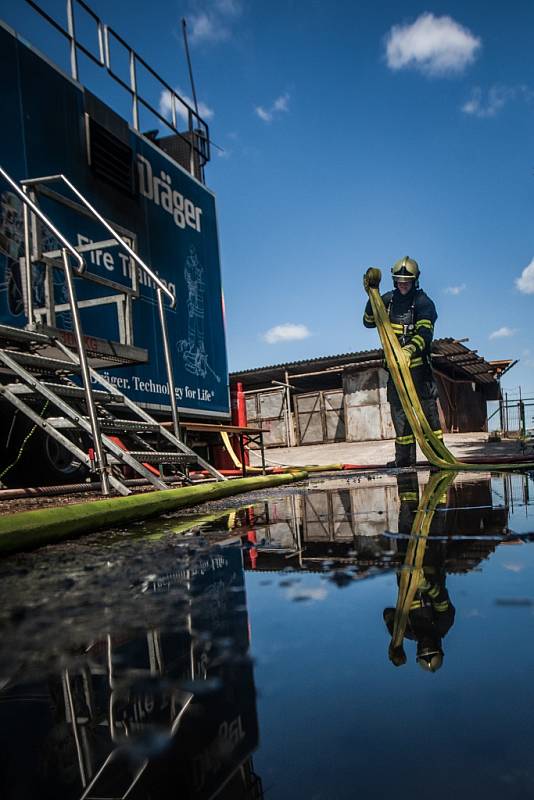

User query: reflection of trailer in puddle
[0,545,263,800]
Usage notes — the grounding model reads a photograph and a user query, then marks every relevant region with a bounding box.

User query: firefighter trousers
[387,370,442,467]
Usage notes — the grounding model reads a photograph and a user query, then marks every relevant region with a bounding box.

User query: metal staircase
[0,166,225,495]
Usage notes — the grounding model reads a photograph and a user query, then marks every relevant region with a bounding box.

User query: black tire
[39,431,89,485]
[0,408,89,486]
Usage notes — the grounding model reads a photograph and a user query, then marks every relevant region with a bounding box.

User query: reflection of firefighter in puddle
[384,472,456,672]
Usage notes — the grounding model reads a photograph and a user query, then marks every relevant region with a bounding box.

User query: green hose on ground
[364,268,534,471]
[0,471,308,556]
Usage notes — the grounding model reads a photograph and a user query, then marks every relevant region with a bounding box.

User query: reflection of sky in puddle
[1,471,534,799]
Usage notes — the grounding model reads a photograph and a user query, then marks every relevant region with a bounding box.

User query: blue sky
[3,0,534,395]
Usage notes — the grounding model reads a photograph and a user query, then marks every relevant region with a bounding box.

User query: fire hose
[389,470,456,662]
[364,267,534,471]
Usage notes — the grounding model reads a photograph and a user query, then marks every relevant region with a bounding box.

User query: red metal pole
[236,381,249,465]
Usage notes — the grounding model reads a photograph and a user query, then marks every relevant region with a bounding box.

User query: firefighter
[363,256,443,468]
[383,473,456,672]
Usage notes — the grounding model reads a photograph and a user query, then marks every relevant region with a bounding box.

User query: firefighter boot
[393,439,416,468]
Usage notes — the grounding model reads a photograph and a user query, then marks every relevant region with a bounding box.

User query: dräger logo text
[137,155,202,232]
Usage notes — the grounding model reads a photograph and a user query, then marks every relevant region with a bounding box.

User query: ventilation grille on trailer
[86,114,134,195]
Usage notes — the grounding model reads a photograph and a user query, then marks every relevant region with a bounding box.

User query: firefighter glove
[363,267,381,292]
[401,344,417,364]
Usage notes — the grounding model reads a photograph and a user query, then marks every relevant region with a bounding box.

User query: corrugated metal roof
[230,347,383,376]
[230,338,513,386]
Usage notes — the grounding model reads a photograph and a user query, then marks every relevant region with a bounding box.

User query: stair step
[0,324,51,347]
[97,418,161,433]
[47,417,161,433]
[0,349,81,373]
[119,451,194,465]
[40,325,149,367]
[5,381,125,403]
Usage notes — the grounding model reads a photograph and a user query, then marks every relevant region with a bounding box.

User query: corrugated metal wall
[295,390,345,445]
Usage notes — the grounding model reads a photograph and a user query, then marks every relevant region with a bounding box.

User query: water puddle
[1,470,534,799]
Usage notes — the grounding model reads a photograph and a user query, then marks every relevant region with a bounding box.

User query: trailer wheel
[21,428,89,486]
[0,407,91,487]
[43,434,88,482]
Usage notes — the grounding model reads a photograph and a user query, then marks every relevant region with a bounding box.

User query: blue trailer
[0,1,230,492]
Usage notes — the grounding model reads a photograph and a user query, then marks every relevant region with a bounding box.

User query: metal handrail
[24,0,210,177]
[60,246,111,493]
[21,174,176,307]
[0,163,111,493]
[20,173,182,442]
[0,166,84,274]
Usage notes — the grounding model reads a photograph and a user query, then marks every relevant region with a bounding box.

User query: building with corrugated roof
[230,340,515,448]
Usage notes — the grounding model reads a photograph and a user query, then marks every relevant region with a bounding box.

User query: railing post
[188,109,195,178]
[61,248,110,495]
[157,287,181,442]
[102,25,111,68]
[21,192,34,328]
[171,93,177,129]
[66,0,79,81]
[97,21,105,65]
[129,50,139,131]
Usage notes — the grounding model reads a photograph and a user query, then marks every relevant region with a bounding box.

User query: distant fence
[489,396,534,438]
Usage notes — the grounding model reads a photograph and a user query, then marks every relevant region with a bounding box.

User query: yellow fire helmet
[417,650,443,673]
[391,256,420,282]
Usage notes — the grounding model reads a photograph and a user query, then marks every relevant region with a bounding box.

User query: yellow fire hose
[219,431,345,474]
[220,431,261,471]
[364,268,534,471]
[389,470,456,662]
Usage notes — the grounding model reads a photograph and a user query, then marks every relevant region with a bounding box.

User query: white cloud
[187,1,241,45]
[273,94,290,112]
[285,585,328,602]
[263,323,311,344]
[255,106,272,122]
[516,257,534,294]
[255,93,290,123]
[444,283,466,295]
[385,13,481,76]
[214,0,241,16]
[462,85,516,118]
[489,326,518,340]
[503,563,523,573]
[189,12,228,44]
[159,87,214,123]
